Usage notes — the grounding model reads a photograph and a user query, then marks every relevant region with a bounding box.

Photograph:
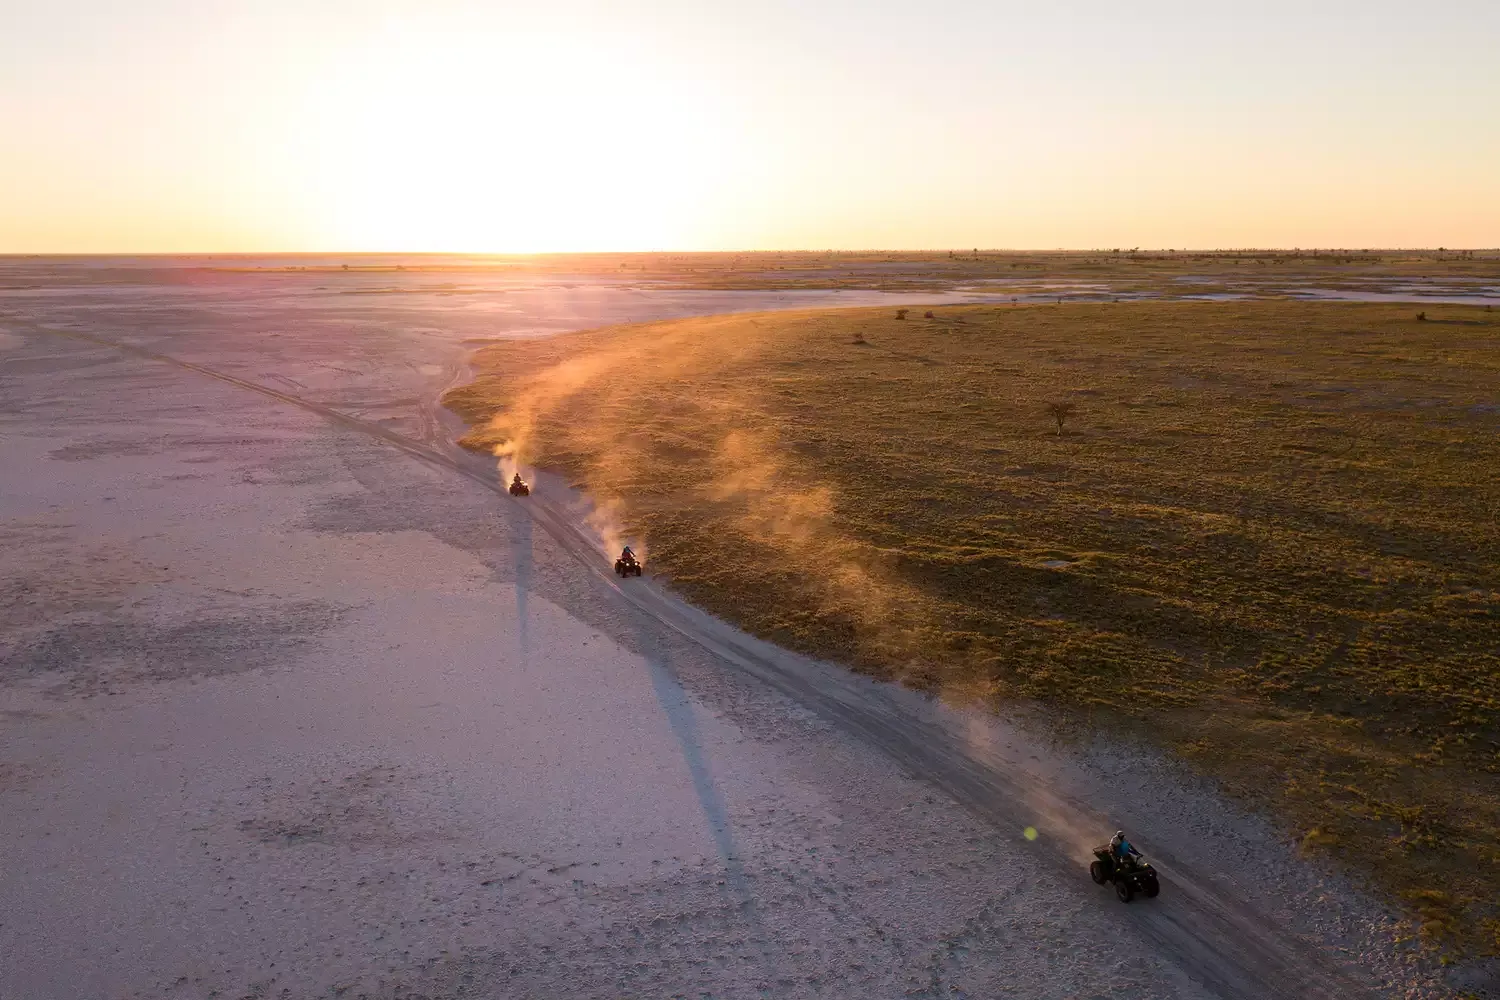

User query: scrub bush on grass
[447,301,1500,952]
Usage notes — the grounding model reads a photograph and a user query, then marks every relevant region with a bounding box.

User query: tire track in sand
[32,324,1381,1000]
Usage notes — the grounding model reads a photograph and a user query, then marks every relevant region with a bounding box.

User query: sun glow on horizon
[1,1,1496,253]
[273,22,747,253]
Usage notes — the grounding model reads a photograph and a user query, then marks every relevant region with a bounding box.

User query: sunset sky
[3,0,1497,253]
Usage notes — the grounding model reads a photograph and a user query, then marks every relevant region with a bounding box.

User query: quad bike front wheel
[1115,879,1134,903]
[1143,875,1160,898]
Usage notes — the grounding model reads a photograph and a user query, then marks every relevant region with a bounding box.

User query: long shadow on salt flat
[512,512,533,663]
[620,598,775,973]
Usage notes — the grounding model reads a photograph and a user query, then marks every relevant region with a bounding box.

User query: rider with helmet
[1109,830,1136,867]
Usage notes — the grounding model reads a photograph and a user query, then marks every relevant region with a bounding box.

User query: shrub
[1045,401,1076,434]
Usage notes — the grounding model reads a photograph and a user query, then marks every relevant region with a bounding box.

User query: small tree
[1046,401,1076,435]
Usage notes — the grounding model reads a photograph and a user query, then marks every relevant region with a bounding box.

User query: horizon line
[4,247,1498,258]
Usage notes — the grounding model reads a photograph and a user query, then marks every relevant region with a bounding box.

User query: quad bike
[1089,846,1161,903]
[508,478,530,497]
[614,552,643,578]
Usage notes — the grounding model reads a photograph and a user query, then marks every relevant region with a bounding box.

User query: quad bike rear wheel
[1089,861,1107,885]
[1115,879,1134,903]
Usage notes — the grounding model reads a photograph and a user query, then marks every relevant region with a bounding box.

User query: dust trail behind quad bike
[444,316,1394,999]
[454,314,979,696]
[457,450,1380,1000]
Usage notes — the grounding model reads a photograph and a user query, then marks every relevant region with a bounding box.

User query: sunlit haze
[3,0,1497,252]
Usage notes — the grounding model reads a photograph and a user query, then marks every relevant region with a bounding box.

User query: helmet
[1115,831,1124,837]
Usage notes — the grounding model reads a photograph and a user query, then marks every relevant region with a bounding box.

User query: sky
[2,0,1497,253]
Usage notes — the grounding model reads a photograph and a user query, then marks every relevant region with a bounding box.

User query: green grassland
[445,301,1500,951]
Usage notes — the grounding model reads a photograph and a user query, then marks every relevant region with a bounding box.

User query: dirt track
[0,259,1467,998]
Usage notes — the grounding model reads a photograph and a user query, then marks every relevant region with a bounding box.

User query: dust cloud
[468,315,975,698]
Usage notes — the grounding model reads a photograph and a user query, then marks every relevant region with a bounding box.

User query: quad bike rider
[614,545,642,578]
[1089,830,1160,902]
[508,473,530,497]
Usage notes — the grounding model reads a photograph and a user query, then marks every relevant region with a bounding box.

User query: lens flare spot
[1024,826,1039,841]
